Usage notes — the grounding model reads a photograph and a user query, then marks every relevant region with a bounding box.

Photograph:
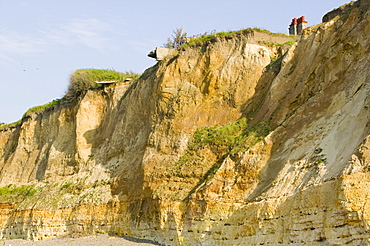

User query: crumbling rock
[1,1,370,245]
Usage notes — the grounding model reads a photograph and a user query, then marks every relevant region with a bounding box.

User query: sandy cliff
[1,0,370,245]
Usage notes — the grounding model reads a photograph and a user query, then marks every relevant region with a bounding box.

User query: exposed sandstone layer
[1,1,370,245]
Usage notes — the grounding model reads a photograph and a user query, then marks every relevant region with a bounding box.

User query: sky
[0,0,350,123]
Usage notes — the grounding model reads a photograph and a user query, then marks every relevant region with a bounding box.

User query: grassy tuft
[64,69,140,102]
[284,40,296,46]
[60,182,73,190]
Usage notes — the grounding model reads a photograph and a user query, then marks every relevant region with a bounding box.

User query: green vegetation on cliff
[161,118,271,200]
[182,28,291,48]
[0,69,141,128]
[0,120,22,130]
[173,118,270,174]
[23,99,63,118]
[0,184,39,203]
[65,69,140,101]
[190,117,270,153]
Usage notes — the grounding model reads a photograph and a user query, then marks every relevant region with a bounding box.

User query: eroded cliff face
[1,1,370,245]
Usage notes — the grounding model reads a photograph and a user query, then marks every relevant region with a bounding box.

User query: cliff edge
[1,1,370,245]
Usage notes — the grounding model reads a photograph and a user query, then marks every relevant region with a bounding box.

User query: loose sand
[0,234,162,246]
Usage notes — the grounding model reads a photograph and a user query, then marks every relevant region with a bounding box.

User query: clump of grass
[284,40,296,46]
[64,69,140,101]
[190,117,249,152]
[0,184,38,202]
[258,41,278,47]
[60,182,73,190]
[58,181,86,195]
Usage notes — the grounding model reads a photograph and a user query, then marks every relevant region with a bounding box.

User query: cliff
[1,0,370,245]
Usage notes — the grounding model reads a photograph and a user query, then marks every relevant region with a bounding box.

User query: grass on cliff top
[0,120,22,130]
[65,69,140,101]
[0,99,63,128]
[182,28,291,48]
[71,69,140,83]
[0,69,141,128]
[23,98,63,118]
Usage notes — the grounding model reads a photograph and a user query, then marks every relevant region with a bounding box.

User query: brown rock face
[1,2,370,244]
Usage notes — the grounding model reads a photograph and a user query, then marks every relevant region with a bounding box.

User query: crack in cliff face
[1,1,370,244]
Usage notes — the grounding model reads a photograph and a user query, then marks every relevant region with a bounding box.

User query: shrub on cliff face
[64,69,140,101]
[164,28,188,49]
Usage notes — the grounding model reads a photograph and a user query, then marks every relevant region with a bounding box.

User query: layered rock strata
[1,1,370,245]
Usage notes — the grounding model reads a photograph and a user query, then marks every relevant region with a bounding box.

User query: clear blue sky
[1,0,350,123]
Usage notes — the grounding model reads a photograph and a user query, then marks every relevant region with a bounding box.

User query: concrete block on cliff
[148,47,179,61]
